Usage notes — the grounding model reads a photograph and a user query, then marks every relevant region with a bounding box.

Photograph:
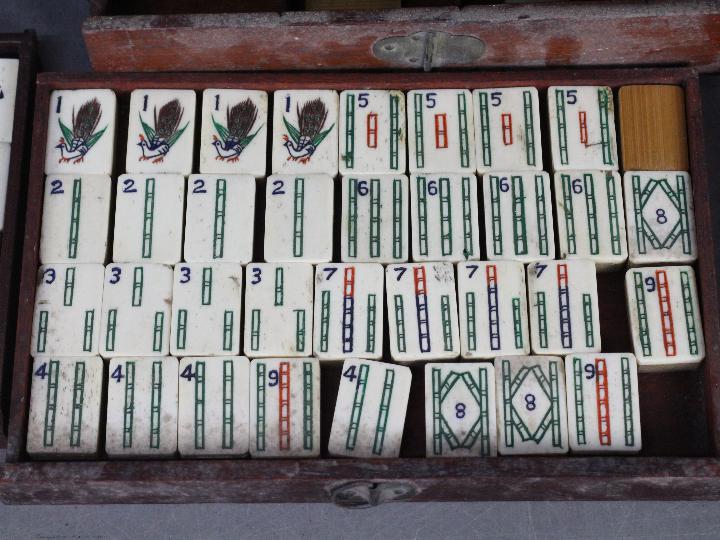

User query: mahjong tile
[44,89,117,175]
[0,59,18,142]
[199,89,268,176]
[272,89,338,175]
[126,89,196,175]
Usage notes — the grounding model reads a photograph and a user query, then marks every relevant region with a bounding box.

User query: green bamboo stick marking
[303,361,314,450]
[555,89,569,165]
[201,267,212,306]
[345,363,369,450]
[372,368,395,455]
[274,266,284,306]
[68,178,81,259]
[439,177,453,256]
[63,267,75,306]
[83,309,94,352]
[36,310,49,353]
[132,266,144,307]
[621,356,634,446]
[319,290,330,353]
[347,178,358,258]
[389,93,400,170]
[222,360,234,449]
[105,309,117,352]
[536,292,547,349]
[461,176,473,257]
[535,174,549,256]
[69,361,86,447]
[511,175,527,256]
[176,309,187,350]
[597,88,613,166]
[369,178,381,258]
[294,309,306,352]
[122,361,136,448]
[255,362,266,451]
[440,294,453,351]
[152,312,164,352]
[605,172,621,255]
[194,361,206,449]
[416,176,428,256]
[393,294,406,353]
[43,360,59,447]
[561,174,577,254]
[478,92,491,166]
[680,270,699,355]
[250,309,261,351]
[223,310,234,351]
[583,294,594,348]
[489,175,502,255]
[142,177,155,258]
[512,298,523,349]
[465,291,477,351]
[392,178,403,259]
[149,360,163,449]
[523,90,536,166]
[572,357,586,445]
[632,272,651,356]
[584,173,599,255]
[213,178,227,258]
[414,93,424,168]
[345,93,355,169]
[366,294,376,353]
[293,177,305,257]
[457,92,470,168]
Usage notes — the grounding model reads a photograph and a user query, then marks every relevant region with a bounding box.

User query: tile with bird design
[44,89,117,175]
[200,89,268,177]
[126,89,196,175]
[272,89,339,175]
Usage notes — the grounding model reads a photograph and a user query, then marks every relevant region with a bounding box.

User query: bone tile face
[249,357,321,458]
[177,356,250,457]
[263,174,333,263]
[483,171,555,263]
[272,89,338,175]
[457,261,530,359]
[625,266,704,371]
[26,356,103,458]
[527,260,601,355]
[385,262,460,362]
[170,263,243,356]
[410,174,480,262]
[0,59,18,142]
[184,174,255,263]
[623,171,696,265]
[339,90,406,175]
[105,356,178,458]
[40,174,112,264]
[548,86,618,171]
[99,263,173,357]
[424,362,497,457]
[340,174,409,263]
[45,89,117,175]
[313,263,384,360]
[200,89,268,176]
[113,174,185,264]
[554,170,628,269]
[407,89,476,173]
[495,355,569,455]
[473,87,543,173]
[31,263,104,357]
[0,142,9,231]
[565,353,642,453]
[126,89,196,175]
[329,359,411,458]
[244,263,313,358]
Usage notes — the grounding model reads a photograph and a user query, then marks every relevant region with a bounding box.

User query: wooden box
[1,67,719,505]
[0,31,37,447]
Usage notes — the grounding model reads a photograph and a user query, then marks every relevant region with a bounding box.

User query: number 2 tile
[495,355,569,455]
[548,86,618,171]
[473,87,542,173]
[407,89,476,173]
[425,362,497,457]
[329,359,411,458]
[339,90,406,175]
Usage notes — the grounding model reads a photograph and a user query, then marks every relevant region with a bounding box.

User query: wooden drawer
[1,67,719,505]
[0,31,37,447]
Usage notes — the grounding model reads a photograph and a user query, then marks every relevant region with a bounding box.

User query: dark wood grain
[0,31,36,448]
[3,67,719,503]
[81,2,720,73]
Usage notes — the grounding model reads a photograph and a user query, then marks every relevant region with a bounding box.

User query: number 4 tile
[527,260,601,355]
[623,171,696,265]
[249,358,320,458]
[126,89,196,175]
[407,89,476,173]
[548,86,618,171]
[625,266,705,371]
[178,356,250,457]
[495,355,569,455]
[473,87,542,173]
[200,89,268,176]
[44,89,117,175]
[27,356,103,458]
[386,262,460,362]
[329,359,411,458]
[105,356,178,457]
[424,362,497,457]
[339,90,406,175]
[565,353,642,453]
